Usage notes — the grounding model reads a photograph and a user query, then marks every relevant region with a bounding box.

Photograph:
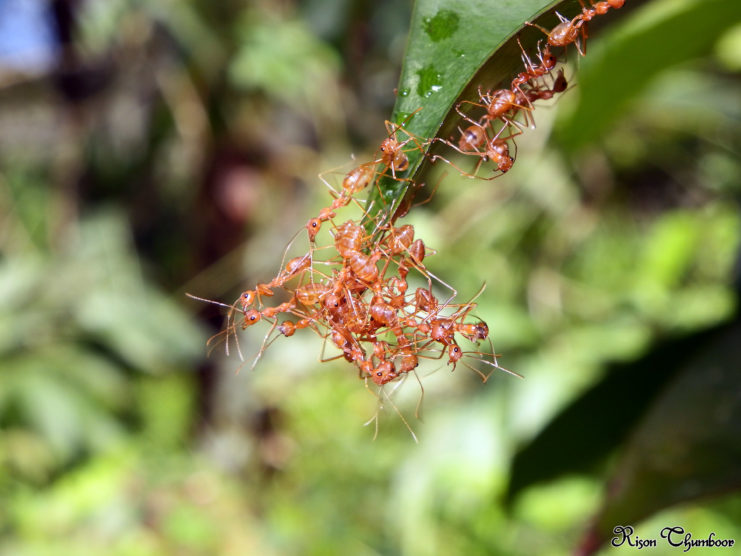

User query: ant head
[306,217,322,241]
[324,293,342,312]
[539,43,557,69]
[448,343,463,364]
[241,290,256,307]
[380,137,398,153]
[242,309,262,328]
[372,360,398,385]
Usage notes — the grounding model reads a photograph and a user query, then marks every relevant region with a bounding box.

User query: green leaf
[506,321,729,505]
[363,0,632,221]
[578,319,741,554]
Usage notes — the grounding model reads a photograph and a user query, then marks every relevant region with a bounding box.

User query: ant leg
[317,164,345,198]
[516,36,538,77]
[501,114,530,133]
[405,170,448,212]
[554,11,571,24]
[186,292,235,311]
[205,321,241,360]
[362,378,382,441]
[444,283,486,325]
[429,152,483,180]
[578,20,588,56]
[399,133,431,157]
[187,293,245,360]
[379,381,419,443]
[390,116,430,155]
[455,101,488,129]
[472,339,523,379]
[319,330,347,363]
[274,227,308,285]
[249,319,280,370]
[384,107,423,137]
[491,119,524,142]
[405,256,459,309]
[524,20,552,37]
[412,369,425,421]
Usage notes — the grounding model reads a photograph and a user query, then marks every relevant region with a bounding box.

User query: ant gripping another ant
[423,0,626,184]
[184,0,632,415]
[179,0,641,436]
[431,125,519,180]
[306,108,429,243]
[428,30,574,180]
[525,0,626,57]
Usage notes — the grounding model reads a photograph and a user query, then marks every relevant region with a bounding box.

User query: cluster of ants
[432,0,625,179]
[190,1,625,410]
[190,127,514,390]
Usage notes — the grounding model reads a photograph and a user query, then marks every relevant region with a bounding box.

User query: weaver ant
[579,0,625,23]
[526,11,587,56]
[431,124,520,180]
[375,108,428,179]
[511,39,558,96]
[446,340,521,383]
[525,0,625,58]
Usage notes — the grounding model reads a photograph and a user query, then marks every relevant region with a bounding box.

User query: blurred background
[1,0,740,554]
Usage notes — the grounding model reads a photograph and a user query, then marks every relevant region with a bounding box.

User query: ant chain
[187,2,624,435]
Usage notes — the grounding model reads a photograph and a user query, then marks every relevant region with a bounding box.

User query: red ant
[457,124,488,154]
[375,109,428,179]
[525,11,587,56]
[525,0,625,57]
[431,124,520,180]
[579,0,625,22]
[306,113,426,243]
[309,162,383,241]
[511,39,558,96]
[447,340,521,382]
[510,39,560,126]
[456,88,529,134]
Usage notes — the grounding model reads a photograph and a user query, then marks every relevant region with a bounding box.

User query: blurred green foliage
[1,0,740,554]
